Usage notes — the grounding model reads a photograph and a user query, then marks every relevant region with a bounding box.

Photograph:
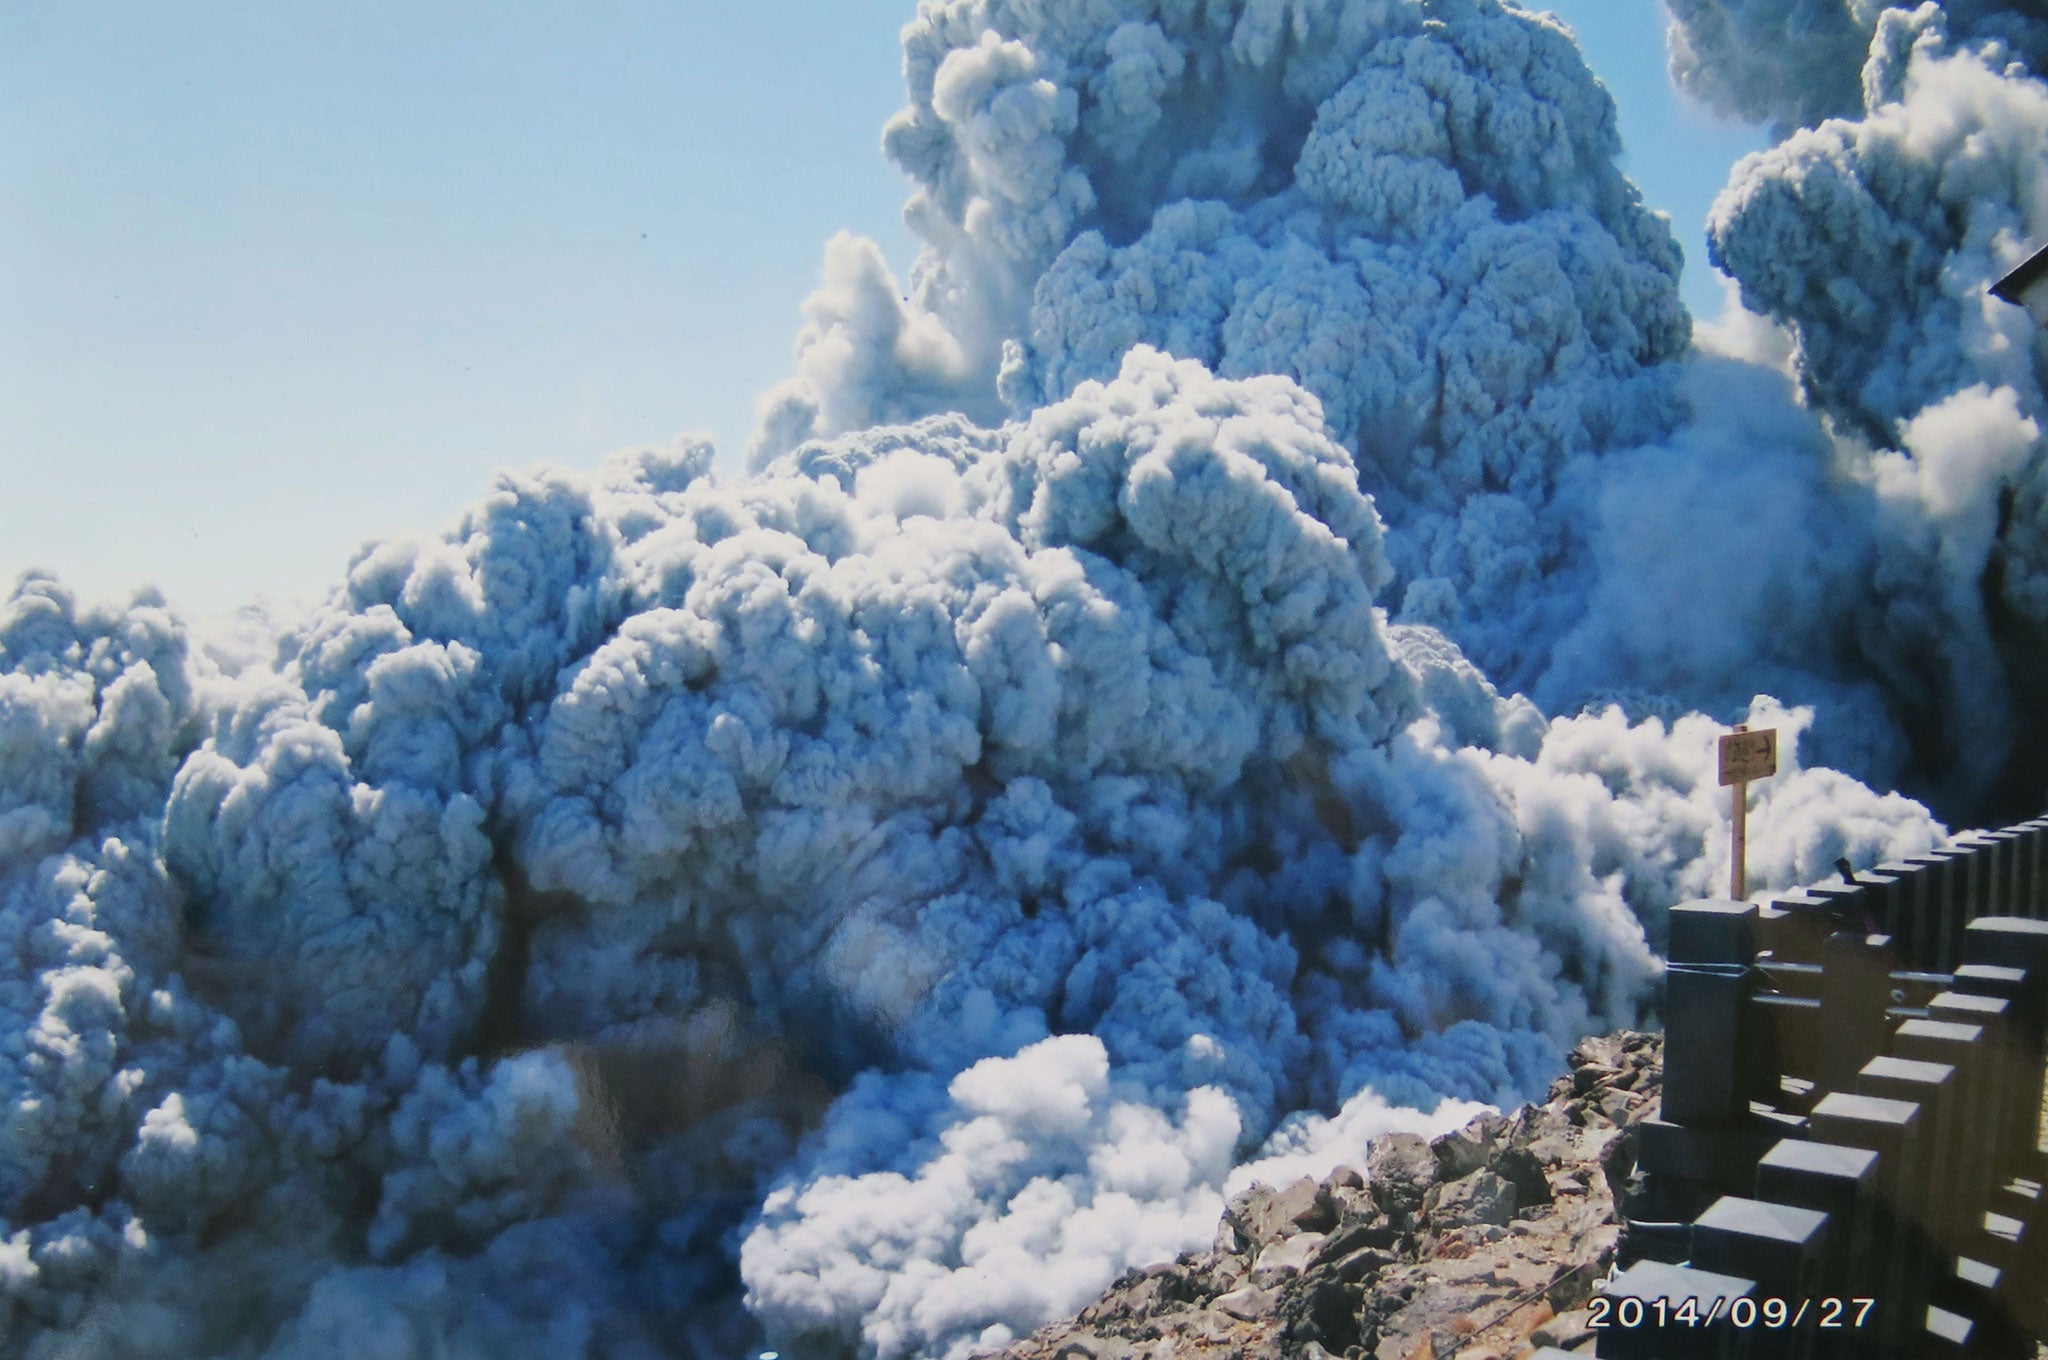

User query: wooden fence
[1560,820,2048,1359]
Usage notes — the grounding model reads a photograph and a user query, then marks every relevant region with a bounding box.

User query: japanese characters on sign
[1719,728,1777,787]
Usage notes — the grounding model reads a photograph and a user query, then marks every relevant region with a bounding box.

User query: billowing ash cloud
[1703,1,2048,807]
[1,350,1942,1359]
[5,0,2025,1356]
[1664,0,2048,134]
[1662,0,1875,134]
[752,0,1698,485]
[755,0,2048,810]
[749,0,1694,706]
[1,574,200,859]
[1709,10,2046,442]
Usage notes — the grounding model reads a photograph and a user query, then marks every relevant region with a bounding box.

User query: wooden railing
[1563,820,2048,1359]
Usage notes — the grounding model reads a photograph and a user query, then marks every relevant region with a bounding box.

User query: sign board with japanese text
[1718,728,1777,787]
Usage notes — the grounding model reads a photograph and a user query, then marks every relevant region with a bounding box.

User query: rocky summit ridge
[992,1032,1664,1360]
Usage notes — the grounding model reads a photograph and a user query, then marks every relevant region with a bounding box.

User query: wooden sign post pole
[1730,724,1748,902]
[1717,723,1777,902]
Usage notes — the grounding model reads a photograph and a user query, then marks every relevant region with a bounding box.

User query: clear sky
[0,1,1770,620]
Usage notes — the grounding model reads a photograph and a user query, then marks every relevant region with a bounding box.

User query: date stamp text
[1589,1295,1878,1331]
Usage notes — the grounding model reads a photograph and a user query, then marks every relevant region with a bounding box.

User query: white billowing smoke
[752,0,1696,712]
[749,0,2048,807]
[0,351,1942,1360]
[5,0,2030,1357]
[740,1037,1246,1360]
[1663,0,2048,135]
[1698,0,2048,807]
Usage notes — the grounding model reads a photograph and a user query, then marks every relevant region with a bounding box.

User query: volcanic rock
[991,1030,1664,1360]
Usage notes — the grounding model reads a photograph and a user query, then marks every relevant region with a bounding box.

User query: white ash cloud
[4,1,2018,1357]
[1663,0,2047,134]
[1,350,1944,1358]
[1704,1,2048,807]
[745,0,2048,818]
[751,0,1696,713]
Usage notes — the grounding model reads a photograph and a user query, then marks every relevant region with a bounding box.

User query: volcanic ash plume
[8,0,2034,1356]
[749,0,2048,813]
[1664,0,2048,135]
[751,0,1695,711]
[1701,0,2048,808]
[2,349,1941,1359]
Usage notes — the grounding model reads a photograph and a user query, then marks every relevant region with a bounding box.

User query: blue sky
[0,1,1770,618]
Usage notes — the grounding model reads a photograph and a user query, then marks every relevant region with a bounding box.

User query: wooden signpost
[1719,724,1778,900]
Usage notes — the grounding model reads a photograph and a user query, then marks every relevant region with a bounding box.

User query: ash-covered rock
[992,1031,1662,1360]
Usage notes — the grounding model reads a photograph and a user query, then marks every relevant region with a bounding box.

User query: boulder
[1315,1217,1399,1264]
[1213,1283,1279,1320]
[1251,1230,1326,1281]
[1283,1274,1366,1353]
[1531,1307,1595,1349]
[1431,1112,1507,1181]
[1492,1145,1553,1211]
[1426,1168,1519,1227]
[1227,1175,1336,1250]
[1327,1245,1398,1282]
[1367,1132,1438,1216]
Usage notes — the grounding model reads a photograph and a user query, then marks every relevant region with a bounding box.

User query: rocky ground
[991,1032,1664,1360]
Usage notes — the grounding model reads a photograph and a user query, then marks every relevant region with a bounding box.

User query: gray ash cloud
[10,1,2043,1356]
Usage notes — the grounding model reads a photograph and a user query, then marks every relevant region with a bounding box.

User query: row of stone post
[1606,818,2048,1357]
